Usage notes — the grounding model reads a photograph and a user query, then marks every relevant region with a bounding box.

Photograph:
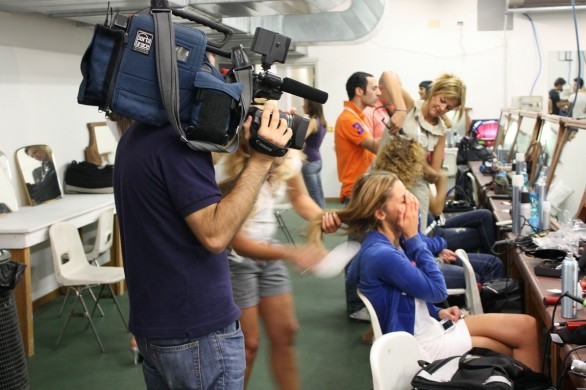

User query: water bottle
[534,170,547,229]
[562,257,578,319]
[512,175,523,235]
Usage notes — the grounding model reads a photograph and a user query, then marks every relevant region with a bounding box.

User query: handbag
[480,278,524,313]
[411,347,553,390]
[77,1,249,153]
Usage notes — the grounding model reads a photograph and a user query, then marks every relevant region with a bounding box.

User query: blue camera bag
[77,10,244,152]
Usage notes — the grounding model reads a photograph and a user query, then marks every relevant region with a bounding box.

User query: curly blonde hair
[372,135,425,190]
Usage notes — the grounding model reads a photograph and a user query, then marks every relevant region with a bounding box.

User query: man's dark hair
[346,71,373,99]
[554,77,566,87]
[419,80,432,92]
[575,77,584,89]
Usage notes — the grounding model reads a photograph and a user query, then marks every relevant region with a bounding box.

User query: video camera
[226,27,329,157]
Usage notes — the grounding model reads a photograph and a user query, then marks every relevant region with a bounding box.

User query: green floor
[27,201,374,389]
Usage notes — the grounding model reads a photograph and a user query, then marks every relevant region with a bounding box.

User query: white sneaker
[349,307,371,322]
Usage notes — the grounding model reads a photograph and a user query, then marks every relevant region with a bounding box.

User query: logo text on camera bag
[133,30,153,54]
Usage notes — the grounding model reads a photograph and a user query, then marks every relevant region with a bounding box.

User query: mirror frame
[508,110,541,163]
[530,114,564,187]
[547,118,586,219]
[493,108,512,151]
[502,109,521,162]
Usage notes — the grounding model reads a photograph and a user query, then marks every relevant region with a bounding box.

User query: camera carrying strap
[151,6,252,153]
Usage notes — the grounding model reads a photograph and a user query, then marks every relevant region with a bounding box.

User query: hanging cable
[568,0,582,118]
[523,13,542,96]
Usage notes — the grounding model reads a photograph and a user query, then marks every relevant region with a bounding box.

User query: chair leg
[87,285,105,317]
[57,289,70,318]
[107,284,128,329]
[274,209,296,246]
[55,286,105,353]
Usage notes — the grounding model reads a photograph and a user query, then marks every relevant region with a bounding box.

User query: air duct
[206,0,386,44]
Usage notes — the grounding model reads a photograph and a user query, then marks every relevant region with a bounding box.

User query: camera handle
[151,0,233,49]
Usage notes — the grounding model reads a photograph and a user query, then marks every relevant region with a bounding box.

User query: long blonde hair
[307,172,400,244]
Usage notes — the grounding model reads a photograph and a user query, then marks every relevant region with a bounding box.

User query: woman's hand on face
[399,192,419,239]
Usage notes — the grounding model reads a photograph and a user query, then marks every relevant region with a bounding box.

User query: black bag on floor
[64,161,113,194]
[480,278,524,313]
[411,347,553,390]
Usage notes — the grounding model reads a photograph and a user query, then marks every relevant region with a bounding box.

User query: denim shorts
[228,253,291,308]
[137,321,245,389]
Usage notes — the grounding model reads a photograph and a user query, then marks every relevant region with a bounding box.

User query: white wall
[0,2,584,298]
[293,1,586,199]
[0,12,105,299]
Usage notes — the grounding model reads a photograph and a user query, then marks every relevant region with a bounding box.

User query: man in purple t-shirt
[114,104,293,389]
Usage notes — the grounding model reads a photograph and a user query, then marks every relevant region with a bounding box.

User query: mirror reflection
[514,113,538,158]
[494,109,511,152]
[548,123,586,220]
[503,111,521,162]
[85,122,118,166]
[16,144,62,206]
[0,151,18,213]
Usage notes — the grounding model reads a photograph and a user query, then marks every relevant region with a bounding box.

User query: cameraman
[114,103,294,389]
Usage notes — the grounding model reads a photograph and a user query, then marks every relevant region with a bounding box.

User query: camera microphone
[280,77,329,104]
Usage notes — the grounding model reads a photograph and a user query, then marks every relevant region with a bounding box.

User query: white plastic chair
[49,221,127,352]
[442,147,459,177]
[58,209,115,317]
[370,331,423,390]
[84,208,115,265]
[447,249,484,315]
[357,289,383,341]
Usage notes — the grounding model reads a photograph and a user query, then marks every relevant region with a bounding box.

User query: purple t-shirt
[114,123,240,338]
[303,119,326,162]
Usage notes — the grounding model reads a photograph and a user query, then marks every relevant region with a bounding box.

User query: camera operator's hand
[244,103,292,160]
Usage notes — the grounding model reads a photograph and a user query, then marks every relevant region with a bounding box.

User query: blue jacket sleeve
[420,233,447,255]
[371,234,447,303]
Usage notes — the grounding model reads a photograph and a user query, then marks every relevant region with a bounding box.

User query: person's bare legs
[259,293,300,390]
[239,305,261,388]
[464,313,541,371]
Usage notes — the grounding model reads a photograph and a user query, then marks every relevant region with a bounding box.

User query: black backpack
[457,137,491,165]
[411,347,553,390]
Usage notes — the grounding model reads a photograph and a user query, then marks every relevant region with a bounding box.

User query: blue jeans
[137,321,245,389]
[439,253,505,289]
[302,160,325,209]
[434,209,495,253]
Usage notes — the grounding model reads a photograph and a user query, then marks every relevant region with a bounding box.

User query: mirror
[494,109,511,153]
[502,110,521,162]
[547,119,586,220]
[0,151,18,213]
[16,144,62,206]
[85,122,118,166]
[513,111,540,160]
[531,114,563,186]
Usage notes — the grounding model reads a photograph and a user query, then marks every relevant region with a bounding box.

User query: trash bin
[0,249,29,390]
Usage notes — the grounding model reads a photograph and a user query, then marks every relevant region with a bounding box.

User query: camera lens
[279,112,293,128]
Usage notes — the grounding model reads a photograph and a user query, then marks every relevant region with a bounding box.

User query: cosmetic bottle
[562,257,579,319]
